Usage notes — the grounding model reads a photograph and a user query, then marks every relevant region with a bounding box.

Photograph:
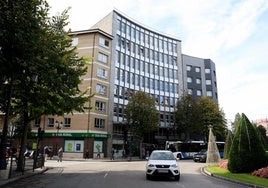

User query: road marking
[104,172,108,178]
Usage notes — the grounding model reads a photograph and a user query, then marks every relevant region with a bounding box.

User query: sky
[47,0,268,123]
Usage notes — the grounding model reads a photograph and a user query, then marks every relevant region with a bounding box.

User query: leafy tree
[174,94,199,140]
[232,113,241,133]
[223,130,233,159]
[256,125,268,149]
[196,96,227,141]
[0,0,90,171]
[125,91,159,142]
[228,113,267,173]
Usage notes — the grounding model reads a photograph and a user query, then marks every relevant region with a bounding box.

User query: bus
[166,140,225,159]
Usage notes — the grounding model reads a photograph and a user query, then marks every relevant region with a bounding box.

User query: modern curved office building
[88,10,218,150]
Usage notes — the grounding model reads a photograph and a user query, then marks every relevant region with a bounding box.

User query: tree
[174,94,199,140]
[228,113,267,173]
[196,96,227,141]
[0,0,91,171]
[232,113,241,133]
[223,130,233,159]
[256,125,268,149]
[125,91,159,142]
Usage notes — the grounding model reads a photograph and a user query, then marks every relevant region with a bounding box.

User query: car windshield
[150,151,175,160]
[199,149,207,154]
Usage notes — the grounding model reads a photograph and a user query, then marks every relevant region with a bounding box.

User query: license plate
[158,169,168,173]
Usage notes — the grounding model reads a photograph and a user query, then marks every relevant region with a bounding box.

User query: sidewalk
[0,156,142,187]
[0,166,49,187]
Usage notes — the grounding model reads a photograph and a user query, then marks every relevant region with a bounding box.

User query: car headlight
[148,164,155,167]
[171,164,178,168]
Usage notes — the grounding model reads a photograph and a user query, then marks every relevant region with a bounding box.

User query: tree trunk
[16,102,29,172]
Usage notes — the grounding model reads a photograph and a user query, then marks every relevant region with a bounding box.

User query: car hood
[147,160,177,165]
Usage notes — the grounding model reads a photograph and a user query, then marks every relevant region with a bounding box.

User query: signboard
[93,141,103,153]
[29,132,109,138]
[65,140,84,152]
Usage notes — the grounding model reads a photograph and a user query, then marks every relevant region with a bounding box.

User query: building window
[98,53,108,63]
[206,91,212,97]
[34,118,41,127]
[96,84,107,95]
[97,68,108,79]
[205,68,211,74]
[195,67,200,72]
[196,78,201,84]
[99,37,109,47]
[95,101,106,112]
[47,118,54,128]
[188,88,193,95]
[206,79,212,85]
[72,37,78,46]
[197,90,202,96]
[187,77,192,83]
[186,65,191,71]
[64,118,71,128]
[94,118,105,128]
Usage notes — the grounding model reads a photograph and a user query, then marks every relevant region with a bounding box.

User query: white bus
[166,140,224,159]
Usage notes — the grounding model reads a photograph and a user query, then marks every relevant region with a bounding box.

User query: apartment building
[30,29,113,159]
[0,10,218,158]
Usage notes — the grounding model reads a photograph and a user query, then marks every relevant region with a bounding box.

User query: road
[2,159,251,188]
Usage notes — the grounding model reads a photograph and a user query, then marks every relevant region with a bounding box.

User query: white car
[146,150,180,181]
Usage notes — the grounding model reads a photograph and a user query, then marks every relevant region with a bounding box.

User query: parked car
[193,149,207,162]
[146,150,180,181]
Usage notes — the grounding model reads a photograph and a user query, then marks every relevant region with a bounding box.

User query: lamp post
[8,123,15,178]
[55,121,62,155]
[33,127,44,172]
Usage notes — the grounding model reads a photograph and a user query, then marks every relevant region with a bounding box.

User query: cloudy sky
[47,0,268,122]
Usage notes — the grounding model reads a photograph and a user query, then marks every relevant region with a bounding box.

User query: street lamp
[55,121,63,155]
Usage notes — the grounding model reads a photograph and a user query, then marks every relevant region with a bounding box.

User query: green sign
[30,132,109,138]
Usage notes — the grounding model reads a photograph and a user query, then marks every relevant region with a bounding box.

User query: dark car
[193,149,207,162]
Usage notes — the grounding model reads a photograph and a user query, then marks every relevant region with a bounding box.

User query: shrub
[219,160,228,170]
[228,113,267,173]
[224,130,233,159]
[251,167,268,178]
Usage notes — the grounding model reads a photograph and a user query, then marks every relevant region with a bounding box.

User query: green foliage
[0,1,89,120]
[196,97,227,140]
[256,125,268,149]
[174,95,227,141]
[174,94,199,139]
[206,166,268,187]
[0,0,90,171]
[232,113,241,133]
[126,91,159,140]
[228,113,267,173]
[223,130,233,159]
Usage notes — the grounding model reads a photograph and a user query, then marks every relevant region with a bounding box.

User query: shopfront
[29,131,109,159]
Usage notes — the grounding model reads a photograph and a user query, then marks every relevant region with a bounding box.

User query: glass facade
[113,13,180,132]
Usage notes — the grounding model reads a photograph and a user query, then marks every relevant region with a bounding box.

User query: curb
[201,167,266,188]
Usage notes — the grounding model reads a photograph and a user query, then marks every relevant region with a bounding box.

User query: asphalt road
[2,159,251,188]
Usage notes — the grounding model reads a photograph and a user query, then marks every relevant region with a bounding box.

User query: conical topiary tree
[228,113,267,173]
[223,130,233,159]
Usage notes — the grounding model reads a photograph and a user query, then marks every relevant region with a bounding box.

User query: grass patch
[205,165,268,187]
